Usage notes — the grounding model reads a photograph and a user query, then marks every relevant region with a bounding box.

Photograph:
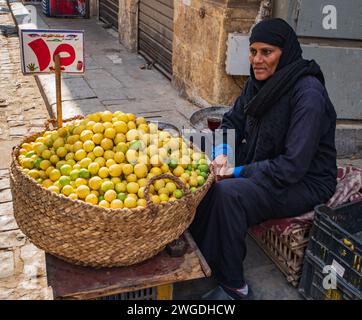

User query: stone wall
[172,0,260,106]
[118,0,138,51]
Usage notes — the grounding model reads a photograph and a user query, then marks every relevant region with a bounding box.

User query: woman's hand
[215,166,234,182]
[211,155,234,181]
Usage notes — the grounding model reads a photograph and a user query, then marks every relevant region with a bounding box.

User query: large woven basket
[10,127,215,268]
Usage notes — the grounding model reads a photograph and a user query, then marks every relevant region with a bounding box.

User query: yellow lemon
[154,179,165,191]
[104,128,116,139]
[104,189,117,202]
[80,130,93,142]
[85,120,96,131]
[76,185,90,199]
[158,187,170,196]
[95,157,106,167]
[150,167,162,176]
[138,178,147,188]
[113,121,128,134]
[165,182,177,194]
[101,138,114,150]
[126,149,138,165]
[103,121,113,130]
[93,146,104,157]
[62,185,74,196]
[151,195,161,204]
[73,141,83,152]
[127,113,136,121]
[137,199,147,207]
[86,194,98,205]
[49,169,61,181]
[87,152,96,161]
[159,193,169,202]
[65,152,75,161]
[88,162,100,175]
[83,140,95,152]
[122,163,133,176]
[101,180,114,192]
[101,111,113,122]
[137,187,145,199]
[89,176,102,190]
[114,133,126,145]
[150,155,162,167]
[104,150,115,160]
[114,151,125,164]
[127,182,139,194]
[109,164,122,177]
[173,165,184,177]
[110,199,123,209]
[98,167,109,178]
[126,173,137,183]
[117,113,128,122]
[53,137,65,149]
[48,185,60,194]
[92,122,105,134]
[189,177,198,187]
[74,149,87,161]
[49,155,60,165]
[75,178,88,188]
[111,177,121,185]
[124,197,137,208]
[99,200,110,208]
[106,159,117,168]
[79,157,92,169]
[39,160,51,171]
[41,149,52,160]
[115,142,128,154]
[126,129,139,142]
[42,179,53,188]
[92,133,103,144]
[115,181,127,193]
[134,163,148,178]
[160,163,169,173]
[68,193,78,200]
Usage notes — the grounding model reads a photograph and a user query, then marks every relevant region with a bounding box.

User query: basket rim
[11,129,215,221]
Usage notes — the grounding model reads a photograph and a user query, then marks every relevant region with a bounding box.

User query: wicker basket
[10,125,215,268]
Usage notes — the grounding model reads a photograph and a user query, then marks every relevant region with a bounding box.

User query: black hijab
[244,18,325,118]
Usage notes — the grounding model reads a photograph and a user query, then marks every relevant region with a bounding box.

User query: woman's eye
[262,50,271,55]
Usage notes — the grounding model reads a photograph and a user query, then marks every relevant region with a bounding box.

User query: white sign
[20,29,85,75]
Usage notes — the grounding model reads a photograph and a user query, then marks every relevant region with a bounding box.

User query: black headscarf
[244,18,325,118]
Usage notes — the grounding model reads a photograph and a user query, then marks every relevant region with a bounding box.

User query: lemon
[154,179,165,191]
[94,157,106,167]
[113,121,128,134]
[53,137,65,149]
[41,149,52,160]
[74,149,87,161]
[87,152,96,161]
[99,200,110,208]
[173,189,184,199]
[22,158,34,169]
[127,182,139,194]
[28,169,40,180]
[117,192,127,202]
[158,187,170,196]
[75,178,88,187]
[83,140,95,152]
[70,169,80,181]
[115,182,127,193]
[92,122,105,134]
[49,169,61,181]
[48,185,60,194]
[151,195,161,204]
[88,162,100,175]
[160,163,169,173]
[93,146,104,157]
[104,150,115,160]
[73,141,83,152]
[103,122,113,130]
[109,164,122,177]
[117,113,128,122]
[126,173,138,183]
[76,185,90,199]
[197,176,205,186]
[92,133,103,144]
[150,167,162,176]
[46,166,55,176]
[114,151,125,164]
[104,190,117,202]
[101,138,113,150]
[79,168,91,179]
[138,187,145,199]
[165,182,177,194]
[86,120,96,131]
[126,129,139,142]
[124,197,137,208]
[134,163,148,178]
[173,165,184,177]
[79,157,92,169]
[40,160,51,171]
[88,176,102,190]
[49,155,60,165]
[65,152,75,161]
[159,194,169,202]
[101,111,113,122]
[122,164,133,176]
[42,179,53,188]
[114,133,126,145]
[126,149,138,165]
[110,199,123,209]
[111,177,121,185]
[35,144,47,156]
[115,142,128,154]
[59,176,71,187]
[105,159,116,168]
[56,160,67,170]
[127,121,136,130]
[62,185,74,196]
[189,177,198,187]
[137,199,147,207]
[98,167,109,178]
[137,178,147,188]
[104,128,116,139]
[80,130,93,142]
[101,180,114,192]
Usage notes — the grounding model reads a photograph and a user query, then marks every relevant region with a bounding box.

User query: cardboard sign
[20,29,85,74]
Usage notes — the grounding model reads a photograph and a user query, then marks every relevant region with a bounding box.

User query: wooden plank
[46,233,209,300]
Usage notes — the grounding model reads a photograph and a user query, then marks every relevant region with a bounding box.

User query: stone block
[0,251,14,279]
[0,215,18,231]
[0,189,12,203]
[0,230,27,249]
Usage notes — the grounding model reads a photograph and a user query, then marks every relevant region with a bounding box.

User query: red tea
[207,117,221,131]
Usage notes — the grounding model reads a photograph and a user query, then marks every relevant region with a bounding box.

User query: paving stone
[0,177,10,191]
[0,251,15,279]
[0,201,13,216]
[0,230,26,249]
[9,126,28,136]
[7,115,24,122]
[8,120,25,127]
[0,188,12,203]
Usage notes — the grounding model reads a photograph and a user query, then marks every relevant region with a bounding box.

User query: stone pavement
[0,0,52,299]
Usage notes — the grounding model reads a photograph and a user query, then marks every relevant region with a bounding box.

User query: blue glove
[212,143,232,159]
[233,166,244,178]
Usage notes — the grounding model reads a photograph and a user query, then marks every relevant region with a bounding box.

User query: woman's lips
[253,67,266,73]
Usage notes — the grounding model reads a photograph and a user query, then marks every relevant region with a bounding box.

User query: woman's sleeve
[240,86,327,188]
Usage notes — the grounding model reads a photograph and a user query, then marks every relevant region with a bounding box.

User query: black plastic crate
[299,251,362,300]
[307,202,362,292]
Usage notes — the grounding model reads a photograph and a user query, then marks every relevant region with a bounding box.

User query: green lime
[25,151,36,158]
[34,157,43,169]
[197,176,205,186]
[200,172,208,179]
[187,165,193,171]
[198,164,209,173]
[190,187,197,193]
[98,195,105,202]
[169,159,178,169]
[173,189,184,199]
[79,168,90,179]
[129,140,142,151]
[70,169,79,181]
[60,164,72,176]
[117,192,127,201]
[59,176,71,187]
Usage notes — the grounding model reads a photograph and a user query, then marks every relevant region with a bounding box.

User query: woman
[189,18,337,300]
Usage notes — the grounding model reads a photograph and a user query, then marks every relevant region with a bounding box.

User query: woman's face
[249,42,282,80]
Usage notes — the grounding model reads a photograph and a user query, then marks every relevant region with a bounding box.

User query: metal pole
[55,54,62,128]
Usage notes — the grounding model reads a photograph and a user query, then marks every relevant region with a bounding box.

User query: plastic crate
[299,251,362,300]
[307,202,362,292]
[98,287,157,300]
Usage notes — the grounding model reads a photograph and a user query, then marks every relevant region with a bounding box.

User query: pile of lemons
[17,111,210,209]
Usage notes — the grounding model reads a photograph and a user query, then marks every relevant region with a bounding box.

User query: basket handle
[144,173,192,217]
[44,115,85,131]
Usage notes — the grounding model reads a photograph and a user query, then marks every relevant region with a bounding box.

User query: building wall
[118,0,138,51]
[172,0,260,106]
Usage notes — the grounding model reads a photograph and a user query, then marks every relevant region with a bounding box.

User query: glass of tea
[207,117,222,131]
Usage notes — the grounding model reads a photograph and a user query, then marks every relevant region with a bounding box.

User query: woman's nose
[253,52,263,64]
